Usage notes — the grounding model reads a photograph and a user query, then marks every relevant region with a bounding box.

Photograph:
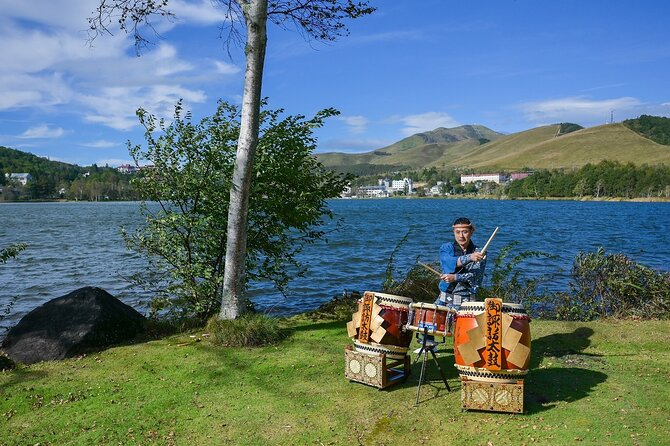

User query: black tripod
[413,329,451,405]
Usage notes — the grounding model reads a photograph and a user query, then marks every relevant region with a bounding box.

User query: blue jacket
[438,241,486,295]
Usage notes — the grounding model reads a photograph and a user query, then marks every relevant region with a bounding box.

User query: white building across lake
[5,173,32,185]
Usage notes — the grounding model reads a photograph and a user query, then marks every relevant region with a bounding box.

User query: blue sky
[1,0,669,167]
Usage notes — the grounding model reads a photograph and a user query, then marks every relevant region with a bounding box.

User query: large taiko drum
[453,300,531,383]
[405,302,456,337]
[347,291,413,358]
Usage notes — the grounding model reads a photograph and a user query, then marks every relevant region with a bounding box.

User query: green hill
[317,125,504,174]
[318,117,670,174]
[0,146,137,201]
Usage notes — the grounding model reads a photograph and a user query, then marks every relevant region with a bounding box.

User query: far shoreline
[2,195,669,204]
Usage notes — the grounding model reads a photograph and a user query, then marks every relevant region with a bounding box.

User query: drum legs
[413,331,451,405]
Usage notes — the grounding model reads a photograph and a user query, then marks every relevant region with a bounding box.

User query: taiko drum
[405,302,455,337]
[454,301,531,382]
[348,291,413,361]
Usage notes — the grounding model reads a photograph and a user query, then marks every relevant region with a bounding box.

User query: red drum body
[454,301,531,383]
[405,302,455,337]
[347,292,413,358]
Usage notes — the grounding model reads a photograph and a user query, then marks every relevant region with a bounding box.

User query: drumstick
[418,261,442,277]
[480,226,499,256]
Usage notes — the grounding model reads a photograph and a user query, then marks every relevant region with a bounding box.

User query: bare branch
[88,0,374,56]
[267,0,376,42]
[87,0,176,55]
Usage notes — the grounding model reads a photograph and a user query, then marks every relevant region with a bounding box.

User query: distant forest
[504,160,670,199]
[2,118,670,202]
[353,160,670,199]
[0,146,139,201]
[623,114,670,145]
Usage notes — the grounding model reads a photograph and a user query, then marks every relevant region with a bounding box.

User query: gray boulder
[1,286,146,364]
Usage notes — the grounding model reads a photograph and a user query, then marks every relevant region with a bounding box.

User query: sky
[1,0,669,167]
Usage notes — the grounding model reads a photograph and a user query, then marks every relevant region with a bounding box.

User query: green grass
[1,318,669,445]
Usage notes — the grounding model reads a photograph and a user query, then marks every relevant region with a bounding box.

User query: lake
[1,199,668,330]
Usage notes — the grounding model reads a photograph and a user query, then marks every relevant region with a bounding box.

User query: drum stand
[413,329,450,405]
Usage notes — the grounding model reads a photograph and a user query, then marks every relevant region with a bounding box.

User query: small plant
[0,352,15,371]
[206,314,289,347]
[1,243,26,264]
[302,290,361,321]
[1,243,26,338]
[477,241,556,308]
[384,263,440,303]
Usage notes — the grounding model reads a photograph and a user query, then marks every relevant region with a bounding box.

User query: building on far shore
[460,172,533,185]
[460,173,507,184]
[117,164,140,174]
[5,173,32,185]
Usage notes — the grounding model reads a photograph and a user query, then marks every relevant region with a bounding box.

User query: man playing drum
[437,217,486,309]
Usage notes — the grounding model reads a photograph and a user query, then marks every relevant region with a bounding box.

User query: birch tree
[88,0,375,319]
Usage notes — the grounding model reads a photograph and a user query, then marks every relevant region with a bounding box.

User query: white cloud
[18,124,66,139]
[517,96,642,124]
[393,112,461,136]
[170,0,231,25]
[338,115,368,134]
[0,73,73,110]
[214,60,242,75]
[81,140,120,148]
[0,0,102,31]
[78,85,207,130]
[0,2,230,132]
[318,137,391,153]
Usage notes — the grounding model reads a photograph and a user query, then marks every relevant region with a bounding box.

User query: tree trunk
[219,0,268,320]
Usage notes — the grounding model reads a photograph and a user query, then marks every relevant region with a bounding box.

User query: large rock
[1,286,146,364]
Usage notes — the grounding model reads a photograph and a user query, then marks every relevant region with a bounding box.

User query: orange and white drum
[453,299,531,383]
[347,291,413,358]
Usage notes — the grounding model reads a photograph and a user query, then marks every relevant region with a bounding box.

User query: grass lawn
[1,317,669,445]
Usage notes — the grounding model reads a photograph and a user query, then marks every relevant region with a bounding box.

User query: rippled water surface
[1,199,668,329]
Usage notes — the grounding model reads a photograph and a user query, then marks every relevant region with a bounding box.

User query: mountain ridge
[317,117,670,174]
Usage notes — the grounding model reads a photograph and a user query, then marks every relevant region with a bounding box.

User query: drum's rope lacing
[455,365,528,380]
[458,305,528,314]
[377,304,409,312]
[456,314,531,321]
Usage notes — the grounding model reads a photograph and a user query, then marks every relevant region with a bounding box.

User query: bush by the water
[206,314,289,347]
[382,228,441,302]
[545,248,670,321]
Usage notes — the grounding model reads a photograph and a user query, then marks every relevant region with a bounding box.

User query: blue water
[1,199,668,329]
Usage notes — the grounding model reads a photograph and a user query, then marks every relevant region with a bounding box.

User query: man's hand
[441,273,456,283]
[470,251,485,262]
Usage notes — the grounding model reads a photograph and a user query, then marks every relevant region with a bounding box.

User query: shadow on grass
[0,368,49,391]
[525,367,607,413]
[395,327,609,410]
[525,327,608,414]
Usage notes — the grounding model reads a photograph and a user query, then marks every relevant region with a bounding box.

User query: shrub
[382,228,441,302]
[383,263,440,303]
[206,314,289,347]
[558,248,670,320]
[125,101,351,321]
